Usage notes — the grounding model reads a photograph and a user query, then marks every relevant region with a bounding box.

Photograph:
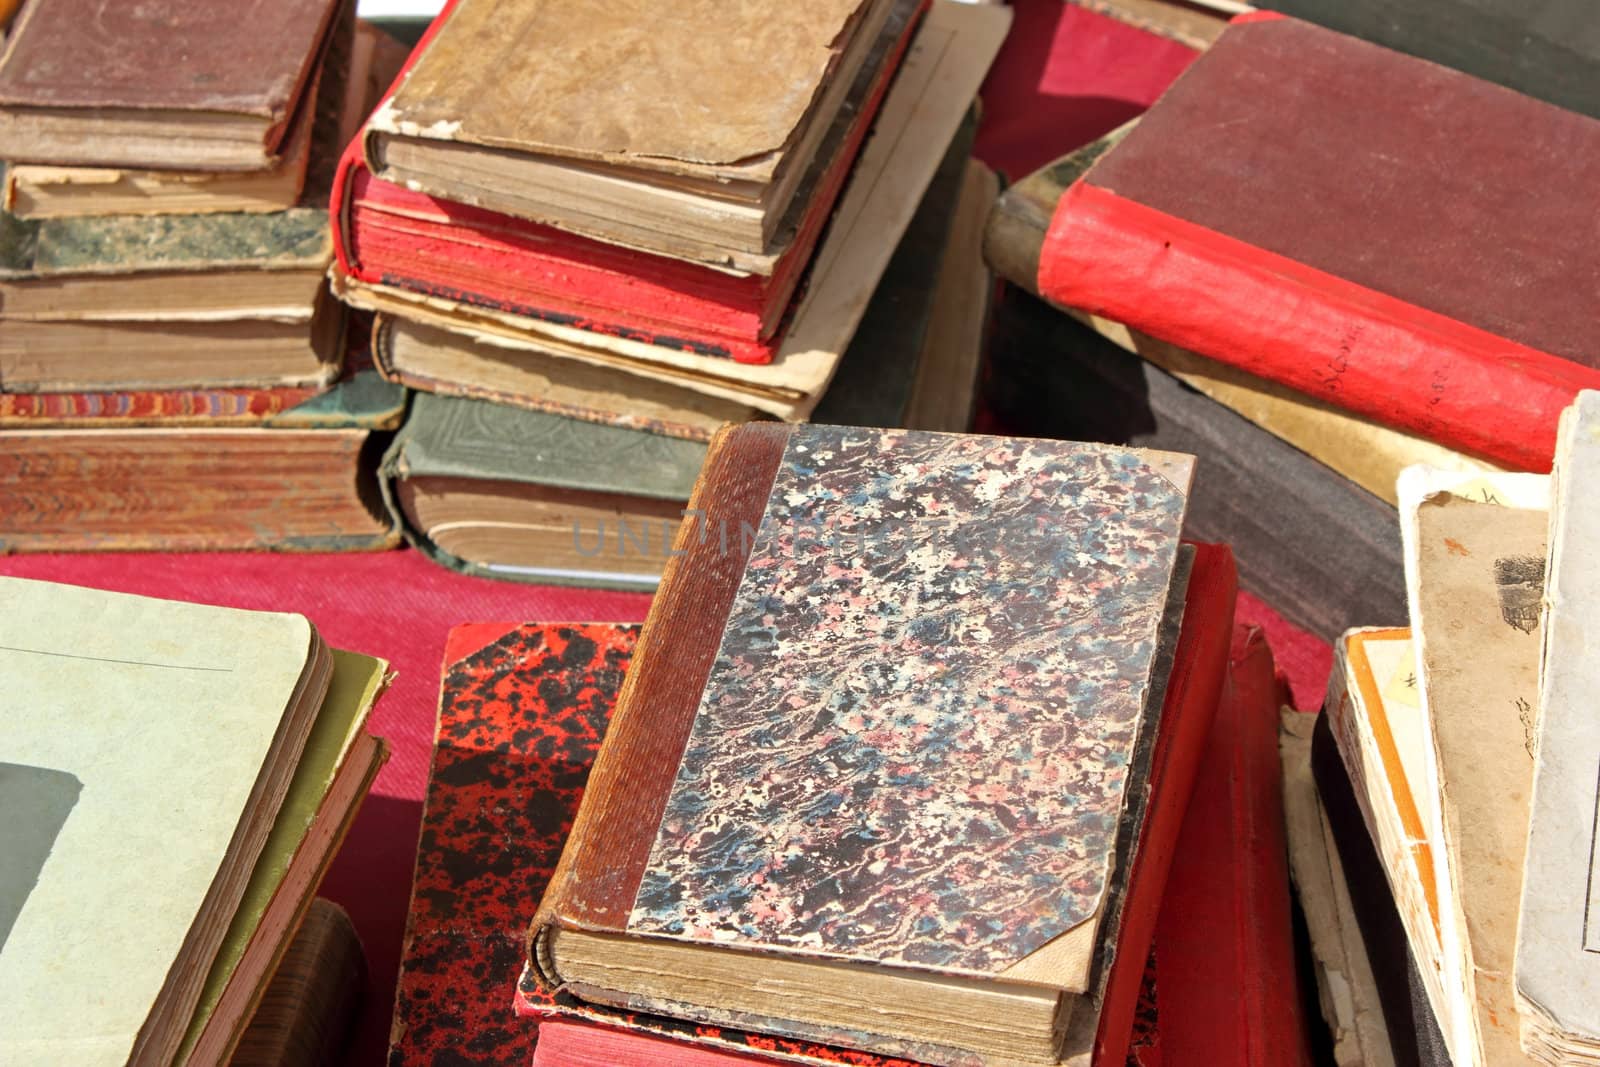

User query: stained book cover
[0,10,357,286]
[1036,13,1600,473]
[0,0,344,151]
[366,0,870,181]
[1517,391,1600,1055]
[528,423,1193,1063]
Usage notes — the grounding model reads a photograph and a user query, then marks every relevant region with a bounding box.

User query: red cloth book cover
[328,0,921,366]
[1036,12,1600,472]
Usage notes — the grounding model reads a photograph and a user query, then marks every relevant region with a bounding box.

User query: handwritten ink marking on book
[0,645,233,672]
[1317,324,1363,393]
[1516,696,1537,758]
[1493,555,1545,634]
[1444,538,1471,557]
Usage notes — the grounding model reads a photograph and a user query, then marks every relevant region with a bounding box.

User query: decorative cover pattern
[389,623,637,1067]
[628,426,1191,974]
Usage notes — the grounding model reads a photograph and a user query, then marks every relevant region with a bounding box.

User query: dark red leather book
[1037,12,1600,472]
[329,0,921,365]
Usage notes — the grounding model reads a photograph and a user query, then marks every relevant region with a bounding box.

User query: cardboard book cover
[1035,13,1600,472]
[389,623,643,1067]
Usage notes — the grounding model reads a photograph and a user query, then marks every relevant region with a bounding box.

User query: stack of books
[980,7,1600,643]
[1283,389,1600,1066]
[0,0,407,552]
[0,578,390,1065]
[331,0,1008,588]
[386,426,1318,1066]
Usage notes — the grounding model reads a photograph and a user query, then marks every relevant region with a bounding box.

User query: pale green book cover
[174,648,387,1066]
[0,578,320,1067]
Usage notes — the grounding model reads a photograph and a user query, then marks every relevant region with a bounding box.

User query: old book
[521,542,1242,1067]
[1035,13,1600,473]
[388,623,640,1067]
[1324,628,1448,1049]
[0,367,405,430]
[1281,708,1398,1067]
[0,8,394,394]
[1399,467,1551,1067]
[901,158,997,434]
[1062,0,1231,49]
[809,114,979,431]
[527,422,1196,1065]
[1256,0,1600,120]
[1154,627,1314,1065]
[373,315,759,442]
[985,286,1407,642]
[1303,711,1454,1067]
[2,20,407,219]
[0,373,400,552]
[365,0,903,262]
[337,0,920,360]
[1516,391,1600,1061]
[231,899,365,1067]
[380,393,704,589]
[985,123,1518,495]
[0,0,343,169]
[0,579,334,1067]
[182,650,389,1067]
[331,0,1010,420]
[368,110,987,444]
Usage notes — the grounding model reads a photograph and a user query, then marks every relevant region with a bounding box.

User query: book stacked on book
[1281,390,1600,1066]
[0,577,390,1066]
[0,1,408,552]
[981,9,1600,642]
[386,435,1315,1067]
[502,423,1251,1067]
[333,0,1008,588]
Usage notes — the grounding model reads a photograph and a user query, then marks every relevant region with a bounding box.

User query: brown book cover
[0,0,346,168]
[529,423,1195,1065]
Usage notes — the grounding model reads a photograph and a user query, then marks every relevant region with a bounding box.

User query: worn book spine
[985,127,1520,491]
[1033,13,1600,472]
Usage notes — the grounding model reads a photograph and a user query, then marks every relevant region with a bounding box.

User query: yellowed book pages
[1400,467,1551,1067]
[173,649,387,1066]
[1280,708,1398,1067]
[332,0,1013,422]
[0,578,328,1067]
[1080,317,1509,504]
[1326,627,1452,1057]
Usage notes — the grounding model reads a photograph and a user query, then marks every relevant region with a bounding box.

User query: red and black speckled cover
[387,622,638,1067]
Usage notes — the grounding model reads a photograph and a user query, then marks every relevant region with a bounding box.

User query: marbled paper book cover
[530,423,1194,1005]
